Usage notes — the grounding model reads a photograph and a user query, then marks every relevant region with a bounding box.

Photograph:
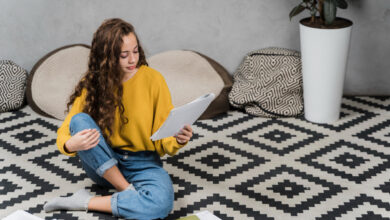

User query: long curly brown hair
[67,18,148,142]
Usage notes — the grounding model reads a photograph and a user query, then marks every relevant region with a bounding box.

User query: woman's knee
[69,113,100,135]
[143,187,174,218]
[117,187,174,219]
[70,113,93,127]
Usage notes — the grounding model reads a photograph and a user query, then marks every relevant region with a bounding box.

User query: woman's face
[119,33,139,76]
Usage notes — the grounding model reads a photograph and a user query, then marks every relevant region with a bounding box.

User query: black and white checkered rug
[1,96,390,219]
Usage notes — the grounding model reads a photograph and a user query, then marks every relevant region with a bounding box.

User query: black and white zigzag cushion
[229,48,303,117]
[0,60,28,113]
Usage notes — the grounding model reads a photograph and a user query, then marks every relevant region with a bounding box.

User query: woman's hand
[65,129,100,153]
[175,125,193,145]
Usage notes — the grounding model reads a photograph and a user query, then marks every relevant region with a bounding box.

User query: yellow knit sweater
[56,65,186,157]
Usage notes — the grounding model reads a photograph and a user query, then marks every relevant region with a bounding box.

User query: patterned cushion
[229,47,303,117]
[0,60,28,112]
[26,44,90,120]
[148,50,233,119]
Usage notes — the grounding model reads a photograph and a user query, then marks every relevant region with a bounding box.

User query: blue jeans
[69,113,174,220]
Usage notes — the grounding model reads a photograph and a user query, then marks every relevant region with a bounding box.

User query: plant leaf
[324,0,337,25]
[335,0,348,9]
[289,4,306,20]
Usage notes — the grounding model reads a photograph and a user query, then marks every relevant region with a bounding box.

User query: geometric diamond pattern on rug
[29,151,87,184]
[25,204,46,217]
[49,212,81,220]
[267,179,308,199]
[0,118,58,156]
[0,110,28,124]
[355,119,390,147]
[196,152,235,169]
[230,119,325,156]
[188,131,203,141]
[0,179,22,195]
[345,96,390,111]
[298,140,390,183]
[1,98,390,219]
[231,165,345,216]
[0,164,57,210]
[165,140,268,184]
[91,212,118,220]
[317,194,390,220]
[300,103,377,132]
[29,207,81,220]
[170,174,203,199]
[357,212,389,220]
[261,129,296,143]
[330,152,369,169]
[87,184,116,197]
[167,193,273,220]
[376,180,390,195]
[194,112,255,132]
[11,129,47,143]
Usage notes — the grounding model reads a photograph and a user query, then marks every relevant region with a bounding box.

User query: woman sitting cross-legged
[43,18,192,219]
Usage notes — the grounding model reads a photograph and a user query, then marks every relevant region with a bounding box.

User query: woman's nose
[128,54,135,63]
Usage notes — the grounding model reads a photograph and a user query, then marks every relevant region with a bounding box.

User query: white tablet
[151,93,215,141]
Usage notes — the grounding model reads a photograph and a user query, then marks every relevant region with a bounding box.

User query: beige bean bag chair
[148,50,233,119]
[27,44,90,120]
[27,46,232,121]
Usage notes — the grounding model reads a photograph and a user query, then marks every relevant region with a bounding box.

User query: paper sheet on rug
[3,210,44,220]
[151,93,215,141]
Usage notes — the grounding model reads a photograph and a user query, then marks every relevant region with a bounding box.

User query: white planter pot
[300,19,352,123]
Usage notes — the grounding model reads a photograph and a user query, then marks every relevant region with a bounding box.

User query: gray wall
[1,0,389,95]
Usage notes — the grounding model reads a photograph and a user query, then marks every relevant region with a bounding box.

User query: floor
[0,96,389,219]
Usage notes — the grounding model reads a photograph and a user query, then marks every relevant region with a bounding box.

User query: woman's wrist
[176,139,187,145]
[64,140,74,153]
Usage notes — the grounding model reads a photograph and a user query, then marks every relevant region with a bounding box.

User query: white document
[151,93,215,141]
[3,210,44,220]
[195,210,222,220]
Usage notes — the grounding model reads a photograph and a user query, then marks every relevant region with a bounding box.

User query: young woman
[44,18,193,219]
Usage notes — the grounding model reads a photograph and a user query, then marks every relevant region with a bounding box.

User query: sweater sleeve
[152,75,187,156]
[56,90,86,157]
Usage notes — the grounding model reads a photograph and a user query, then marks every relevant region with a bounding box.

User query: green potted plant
[290,0,353,123]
